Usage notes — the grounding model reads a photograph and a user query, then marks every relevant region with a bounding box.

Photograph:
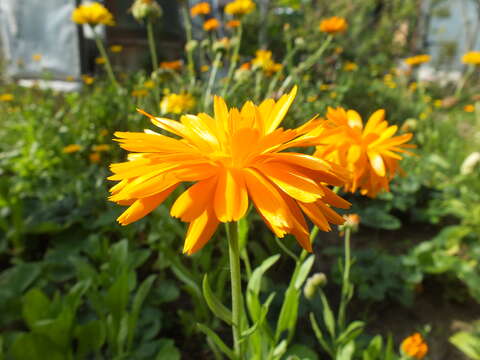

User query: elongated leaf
[275,287,299,341]
[309,313,333,356]
[336,321,365,345]
[294,255,315,290]
[338,341,355,360]
[241,293,275,340]
[319,291,336,338]
[129,275,157,349]
[247,254,280,295]
[202,274,233,325]
[197,323,236,360]
[272,339,287,358]
[450,331,480,360]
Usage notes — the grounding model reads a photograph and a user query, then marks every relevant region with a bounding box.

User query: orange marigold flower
[190,2,211,17]
[108,87,351,254]
[226,19,241,28]
[464,104,475,112]
[95,57,106,65]
[71,2,115,26]
[401,333,428,359]
[404,55,430,66]
[90,152,101,163]
[110,45,123,53]
[0,94,14,102]
[63,144,82,154]
[159,60,183,70]
[203,18,220,31]
[319,16,347,34]
[240,62,251,70]
[252,50,282,75]
[224,0,256,16]
[314,107,415,197]
[462,51,480,65]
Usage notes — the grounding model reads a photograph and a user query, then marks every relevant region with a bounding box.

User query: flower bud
[460,152,480,175]
[131,0,163,22]
[303,273,327,299]
[294,37,305,48]
[185,40,198,52]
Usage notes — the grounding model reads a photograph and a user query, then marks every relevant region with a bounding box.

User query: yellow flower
[143,80,155,89]
[464,104,475,112]
[225,0,256,16]
[319,84,331,91]
[108,87,351,254]
[71,2,115,26]
[401,333,428,359]
[334,46,343,54]
[307,95,318,103]
[329,92,337,99]
[434,99,442,108]
[95,57,106,65]
[252,50,282,75]
[66,76,75,81]
[63,144,82,154]
[319,16,347,34]
[408,82,418,92]
[160,60,183,70]
[82,75,95,85]
[404,55,430,66]
[132,89,149,97]
[190,2,211,17]
[226,19,241,28]
[343,62,358,71]
[0,94,14,102]
[32,54,42,62]
[93,144,111,152]
[315,107,415,197]
[201,65,210,72]
[203,18,220,31]
[462,51,480,65]
[160,93,196,114]
[100,129,109,137]
[89,152,101,163]
[110,45,123,53]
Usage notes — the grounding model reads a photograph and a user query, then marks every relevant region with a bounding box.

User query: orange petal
[214,168,248,222]
[368,151,386,177]
[264,86,297,134]
[171,177,218,221]
[117,185,178,225]
[183,207,220,255]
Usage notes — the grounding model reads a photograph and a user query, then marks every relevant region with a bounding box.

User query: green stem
[226,221,244,358]
[278,35,332,94]
[91,26,119,89]
[337,227,351,331]
[146,19,161,108]
[204,52,223,110]
[455,64,474,98]
[221,23,243,97]
[182,5,196,91]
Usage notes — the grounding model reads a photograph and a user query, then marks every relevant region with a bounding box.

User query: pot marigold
[319,16,347,34]
[462,51,480,65]
[203,18,220,31]
[71,2,115,26]
[404,54,430,66]
[314,107,415,197]
[109,87,351,254]
[224,0,256,16]
[190,2,211,17]
[401,333,428,359]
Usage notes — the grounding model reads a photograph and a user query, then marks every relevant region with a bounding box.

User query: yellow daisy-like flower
[95,57,106,65]
[464,104,475,112]
[109,87,351,254]
[224,0,256,16]
[404,54,430,66]
[226,19,241,28]
[160,93,196,114]
[314,107,415,197]
[0,94,14,102]
[160,60,183,71]
[252,50,282,75]
[63,144,82,154]
[343,62,358,71]
[32,54,42,62]
[401,333,428,359]
[462,51,480,65]
[319,16,347,34]
[190,2,211,17]
[110,45,123,53]
[203,18,220,31]
[82,75,95,85]
[71,2,115,26]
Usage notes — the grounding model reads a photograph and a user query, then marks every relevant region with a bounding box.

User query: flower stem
[227,221,244,357]
[204,51,223,110]
[221,23,243,97]
[181,5,196,91]
[337,227,351,331]
[146,19,161,108]
[91,26,119,89]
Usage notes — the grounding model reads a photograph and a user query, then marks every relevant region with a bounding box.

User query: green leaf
[336,321,365,345]
[294,255,315,290]
[75,320,106,357]
[272,339,287,358]
[284,344,319,360]
[241,293,275,340]
[362,335,383,360]
[275,286,299,341]
[155,338,181,360]
[129,275,157,349]
[247,254,280,295]
[105,270,130,321]
[337,341,355,360]
[197,323,236,360]
[309,313,333,356]
[450,331,480,360]
[10,333,66,360]
[202,274,233,325]
[319,291,336,338]
[22,289,51,330]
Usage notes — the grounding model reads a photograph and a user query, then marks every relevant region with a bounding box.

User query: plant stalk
[222,23,243,97]
[337,227,351,331]
[227,221,244,358]
[91,26,119,89]
[146,19,161,108]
